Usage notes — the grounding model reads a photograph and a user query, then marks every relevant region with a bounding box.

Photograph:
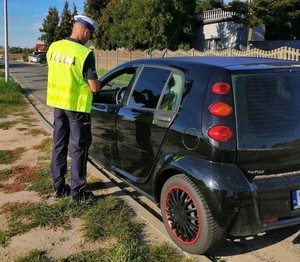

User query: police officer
[47,15,101,201]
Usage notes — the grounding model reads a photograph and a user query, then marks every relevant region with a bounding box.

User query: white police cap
[74,15,99,32]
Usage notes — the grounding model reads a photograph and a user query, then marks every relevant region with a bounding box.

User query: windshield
[233,69,300,149]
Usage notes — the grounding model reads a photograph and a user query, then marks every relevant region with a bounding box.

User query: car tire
[160,174,225,254]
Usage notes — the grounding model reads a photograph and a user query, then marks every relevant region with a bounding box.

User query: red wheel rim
[164,185,201,244]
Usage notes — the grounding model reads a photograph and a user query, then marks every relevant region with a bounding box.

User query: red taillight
[209,102,232,117]
[209,83,232,142]
[212,82,230,95]
[208,125,232,142]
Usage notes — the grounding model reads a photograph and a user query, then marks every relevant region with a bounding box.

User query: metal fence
[95,46,300,70]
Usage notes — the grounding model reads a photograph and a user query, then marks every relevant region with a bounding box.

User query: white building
[195,8,265,51]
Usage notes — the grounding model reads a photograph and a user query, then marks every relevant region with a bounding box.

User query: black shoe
[54,184,70,198]
[71,191,94,202]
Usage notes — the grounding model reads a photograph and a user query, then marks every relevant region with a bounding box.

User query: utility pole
[246,0,253,50]
[4,0,9,82]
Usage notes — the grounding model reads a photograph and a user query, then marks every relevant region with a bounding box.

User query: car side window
[101,72,134,92]
[128,67,172,109]
[94,69,136,104]
[159,73,183,111]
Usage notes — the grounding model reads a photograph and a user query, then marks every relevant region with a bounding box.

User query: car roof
[122,56,300,70]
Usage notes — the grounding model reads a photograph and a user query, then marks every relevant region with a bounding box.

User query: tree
[251,0,300,40]
[84,0,110,48]
[196,0,224,12]
[72,2,78,18]
[39,7,60,48]
[59,1,73,40]
[226,0,249,14]
[9,46,23,53]
[98,0,119,50]
[98,0,196,51]
[164,0,197,50]
[102,0,171,50]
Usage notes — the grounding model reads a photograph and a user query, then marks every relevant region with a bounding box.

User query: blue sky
[0,0,232,49]
[0,0,84,48]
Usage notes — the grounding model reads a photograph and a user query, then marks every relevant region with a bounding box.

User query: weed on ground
[0,147,26,165]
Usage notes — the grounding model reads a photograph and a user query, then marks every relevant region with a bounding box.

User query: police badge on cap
[74,15,99,32]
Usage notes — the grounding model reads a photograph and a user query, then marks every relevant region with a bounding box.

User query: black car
[36,52,47,63]
[90,56,300,254]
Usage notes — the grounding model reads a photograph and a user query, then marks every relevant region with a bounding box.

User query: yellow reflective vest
[47,39,93,113]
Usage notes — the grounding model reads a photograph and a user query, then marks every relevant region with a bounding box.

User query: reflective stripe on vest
[47,39,93,113]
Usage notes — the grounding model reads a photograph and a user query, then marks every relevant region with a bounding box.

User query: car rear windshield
[232,69,300,149]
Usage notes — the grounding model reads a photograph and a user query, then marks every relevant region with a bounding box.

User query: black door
[90,68,137,168]
[116,66,184,183]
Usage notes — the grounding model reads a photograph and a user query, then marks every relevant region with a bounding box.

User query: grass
[26,163,53,194]
[0,78,29,129]
[27,128,49,136]
[9,196,192,262]
[2,196,133,243]
[15,250,50,262]
[97,68,108,77]
[0,150,11,164]
[0,79,27,117]
[17,243,191,262]
[0,147,26,165]
[0,230,10,247]
[33,138,53,157]
[0,145,52,193]
[97,68,134,84]
[0,198,94,246]
[0,169,13,181]
[0,165,191,261]
[0,120,18,129]
[19,114,39,127]
[82,196,138,241]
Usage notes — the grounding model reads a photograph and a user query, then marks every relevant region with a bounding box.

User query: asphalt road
[2,60,300,262]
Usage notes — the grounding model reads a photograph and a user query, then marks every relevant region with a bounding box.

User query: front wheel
[160,174,225,254]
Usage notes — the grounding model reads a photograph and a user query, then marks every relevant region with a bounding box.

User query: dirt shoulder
[0,104,105,261]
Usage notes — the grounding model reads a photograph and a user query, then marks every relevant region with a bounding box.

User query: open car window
[93,68,136,104]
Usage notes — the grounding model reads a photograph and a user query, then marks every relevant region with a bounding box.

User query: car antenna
[162,30,177,58]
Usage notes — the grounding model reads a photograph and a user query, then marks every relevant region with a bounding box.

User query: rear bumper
[263,215,300,231]
[229,198,300,236]
[225,170,300,236]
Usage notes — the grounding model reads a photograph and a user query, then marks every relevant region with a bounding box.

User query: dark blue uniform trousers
[51,108,92,197]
